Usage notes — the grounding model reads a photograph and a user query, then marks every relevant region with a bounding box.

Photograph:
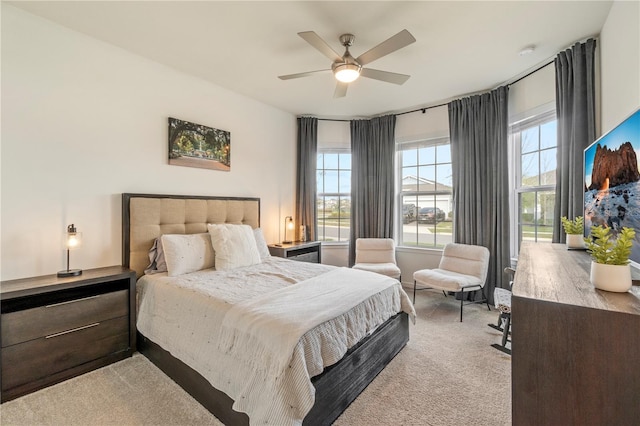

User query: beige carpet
[0,290,511,425]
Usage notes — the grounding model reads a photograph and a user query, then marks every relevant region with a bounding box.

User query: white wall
[321,245,349,268]
[1,6,296,280]
[600,0,640,131]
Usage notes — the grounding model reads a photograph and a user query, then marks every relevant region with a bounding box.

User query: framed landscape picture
[168,117,230,171]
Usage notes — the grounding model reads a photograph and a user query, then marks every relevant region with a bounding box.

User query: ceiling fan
[278,30,416,98]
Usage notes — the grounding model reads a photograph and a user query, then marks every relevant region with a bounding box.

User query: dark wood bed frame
[122,193,409,425]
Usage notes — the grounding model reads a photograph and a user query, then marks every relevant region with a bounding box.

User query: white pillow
[253,228,271,261]
[161,233,215,277]
[207,224,261,271]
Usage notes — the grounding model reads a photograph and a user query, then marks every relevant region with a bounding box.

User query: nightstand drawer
[268,241,321,264]
[290,251,319,263]
[1,316,129,391]
[1,289,128,347]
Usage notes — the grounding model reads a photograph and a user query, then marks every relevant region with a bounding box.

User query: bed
[122,193,413,425]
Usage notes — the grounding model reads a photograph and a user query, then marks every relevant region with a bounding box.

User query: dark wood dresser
[512,243,640,425]
[1,265,136,402]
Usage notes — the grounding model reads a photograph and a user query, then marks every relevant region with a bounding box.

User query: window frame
[396,136,453,249]
[316,148,351,244]
[509,109,557,257]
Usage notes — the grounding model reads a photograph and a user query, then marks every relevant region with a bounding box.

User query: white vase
[590,261,632,292]
[566,234,585,249]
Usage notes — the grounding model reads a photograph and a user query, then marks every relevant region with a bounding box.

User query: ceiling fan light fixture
[334,63,361,83]
[281,30,415,96]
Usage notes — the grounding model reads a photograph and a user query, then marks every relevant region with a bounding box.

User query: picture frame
[168,117,230,171]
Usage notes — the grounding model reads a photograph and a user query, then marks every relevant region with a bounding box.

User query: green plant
[585,226,636,265]
[561,216,584,235]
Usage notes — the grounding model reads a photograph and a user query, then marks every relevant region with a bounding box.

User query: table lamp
[57,224,83,277]
[283,216,294,244]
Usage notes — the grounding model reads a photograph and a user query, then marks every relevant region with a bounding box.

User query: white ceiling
[9,1,613,118]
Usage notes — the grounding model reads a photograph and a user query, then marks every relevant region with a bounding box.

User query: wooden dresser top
[514,242,640,316]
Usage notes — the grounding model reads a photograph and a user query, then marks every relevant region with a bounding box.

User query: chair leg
[413,280,416,304]
[481,287,491,311]
[459,288,491,322]
[488,314,504,332]
[501,315,511,347]
[491,312,512,355]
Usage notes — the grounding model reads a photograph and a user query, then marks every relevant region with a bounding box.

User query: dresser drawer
[1,289,128,347]
[1,315,129,391]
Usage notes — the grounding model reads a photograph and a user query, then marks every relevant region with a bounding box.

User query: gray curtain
[553,39,596,242]
[296,117,318,242]
[448,86,510,300]
[349,115,396,266]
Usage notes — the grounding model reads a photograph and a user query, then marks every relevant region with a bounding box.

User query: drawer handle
[45,295,100,308]
[45,322,100,339]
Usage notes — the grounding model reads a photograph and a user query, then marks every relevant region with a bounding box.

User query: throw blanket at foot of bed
[218,267,415,425]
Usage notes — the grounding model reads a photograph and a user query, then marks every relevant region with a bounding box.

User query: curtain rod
[396,102,448,116]
[315,102,448,122]
[312,58,555,122]
[506,59,554,87]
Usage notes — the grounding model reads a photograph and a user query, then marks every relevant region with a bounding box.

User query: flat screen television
[584,107,640,266]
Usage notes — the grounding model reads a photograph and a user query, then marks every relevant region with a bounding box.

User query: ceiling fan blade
[278,69,330,80]
[334,82,348,98]
[356,29,416,66]
[298,31,343,62]
[360,68,411,85]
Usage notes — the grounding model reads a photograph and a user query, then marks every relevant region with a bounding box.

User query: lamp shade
[283,216,294,244]
[65,224,82,249]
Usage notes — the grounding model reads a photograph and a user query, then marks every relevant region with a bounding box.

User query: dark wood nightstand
[268,241,322,263]
[0,265,136,402]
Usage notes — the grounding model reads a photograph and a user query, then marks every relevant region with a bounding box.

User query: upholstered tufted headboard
[122,193,260,278]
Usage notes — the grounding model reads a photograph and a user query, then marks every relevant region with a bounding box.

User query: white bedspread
[136,257,415,425]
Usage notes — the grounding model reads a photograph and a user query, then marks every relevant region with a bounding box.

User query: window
[510,110,557,254]
[317,150,351,242]
[397,137,453,248]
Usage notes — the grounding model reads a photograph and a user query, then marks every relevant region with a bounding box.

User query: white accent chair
[413,243,491,321]
[352,238,401,281]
